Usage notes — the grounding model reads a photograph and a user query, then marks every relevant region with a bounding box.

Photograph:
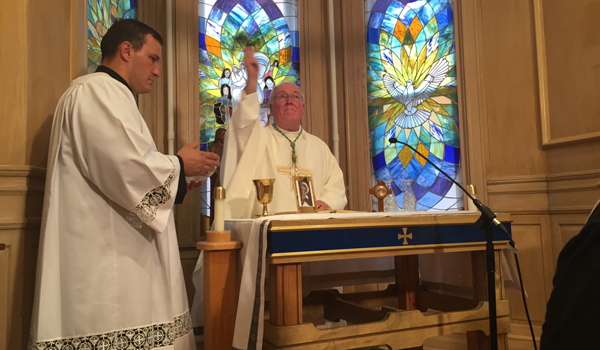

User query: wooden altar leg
[467,250,508,350]
[395,255,423,350]
[198,232,242,350]
[270,263,303,326]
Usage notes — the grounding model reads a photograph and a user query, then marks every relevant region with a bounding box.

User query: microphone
[388,137,515,249]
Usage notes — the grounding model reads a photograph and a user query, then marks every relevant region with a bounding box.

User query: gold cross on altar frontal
[277,163,312,191]
[398,227,413,245]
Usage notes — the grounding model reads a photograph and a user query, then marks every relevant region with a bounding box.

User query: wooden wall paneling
[536,0,600,146]
[0,228,39,350]
[299,0,331,145]
[0,238,8,350]
[546,142,600,178]
[504,215,552,343]
[70,0,88,80]
[546,169,600,213]
[479,0,546,179]
[173,0,203,246]
[486,175,549,215]
[549,213,589,267]
[138,0,168,153]
[0,0,28,166]
[172,0,203,307]
[453,0,489,205]
[27,0,73,168]
[334,0,371,212]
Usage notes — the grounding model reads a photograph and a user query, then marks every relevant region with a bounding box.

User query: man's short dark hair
[100,19,163,61]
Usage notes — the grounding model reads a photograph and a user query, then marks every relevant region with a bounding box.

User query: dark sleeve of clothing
[175,155,187,204]
[540,204,600,350]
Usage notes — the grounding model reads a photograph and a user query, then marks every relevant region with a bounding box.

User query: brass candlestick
[253,179,275,217]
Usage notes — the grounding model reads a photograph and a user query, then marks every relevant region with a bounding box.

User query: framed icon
[294,176,316,213]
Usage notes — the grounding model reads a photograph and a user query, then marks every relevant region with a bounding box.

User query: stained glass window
[198,0,300,217]
[198,0,300,152]
[87,0,137,73]
[365,0,463,211]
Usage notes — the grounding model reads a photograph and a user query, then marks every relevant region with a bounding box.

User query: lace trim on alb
[29,309,193,350]
[127,159,176,229]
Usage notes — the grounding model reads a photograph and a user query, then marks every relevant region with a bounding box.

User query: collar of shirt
[95,65,133,93]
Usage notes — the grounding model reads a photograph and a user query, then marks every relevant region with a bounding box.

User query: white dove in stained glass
[382,58,449,129]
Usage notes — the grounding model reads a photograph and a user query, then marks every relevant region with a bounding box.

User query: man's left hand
[187,179,204,192]
[316,200,330,210]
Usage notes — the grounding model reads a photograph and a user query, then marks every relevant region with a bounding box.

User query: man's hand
[186,178,204,192]
[177,141,220,177]
[316,200,330,210]
[243,46,259,94]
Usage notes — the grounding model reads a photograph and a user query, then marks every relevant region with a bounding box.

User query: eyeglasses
[273,92,303,102]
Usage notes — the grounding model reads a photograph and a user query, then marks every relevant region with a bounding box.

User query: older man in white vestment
[190,47,347,331]
[29,19,220,350]
[222,47,347,217]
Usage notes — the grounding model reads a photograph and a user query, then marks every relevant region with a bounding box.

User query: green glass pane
[266,36,279,56]
[261,22,277,43]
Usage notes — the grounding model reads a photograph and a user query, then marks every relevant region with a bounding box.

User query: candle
[213,186,226,232]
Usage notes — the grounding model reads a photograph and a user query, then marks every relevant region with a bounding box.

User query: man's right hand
[177,141,220,177]
[243,46,259,94]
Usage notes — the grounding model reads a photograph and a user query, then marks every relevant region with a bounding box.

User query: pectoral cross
[277,163,312,191]
[398,227,413,245]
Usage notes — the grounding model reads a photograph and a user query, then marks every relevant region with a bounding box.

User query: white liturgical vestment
[221,91,347,218]
[29,73,194,349]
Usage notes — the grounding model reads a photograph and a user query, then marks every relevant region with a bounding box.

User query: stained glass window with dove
[365,0,464,211]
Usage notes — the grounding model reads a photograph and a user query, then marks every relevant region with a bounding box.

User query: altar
[198,211,512,350]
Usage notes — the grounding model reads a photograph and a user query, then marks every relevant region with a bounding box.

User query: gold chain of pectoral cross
[273,123,303,171]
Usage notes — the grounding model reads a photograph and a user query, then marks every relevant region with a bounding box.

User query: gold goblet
[253,179,275,217]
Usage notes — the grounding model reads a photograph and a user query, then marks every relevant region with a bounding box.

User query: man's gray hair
[269,83,305,105]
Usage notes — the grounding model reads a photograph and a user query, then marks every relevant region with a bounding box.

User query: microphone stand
[388,138,516,350]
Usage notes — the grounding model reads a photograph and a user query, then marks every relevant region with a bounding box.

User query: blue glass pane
[369,12,385,29]
[242,18,259,38]
[199,17,207,34]
[373,0,392,12]
[209,8,227,26]
[416,168,436,188]
[436,6,453,30]
[429,176,453,196]
[406,157,424,179]
[412,182,427,200]
[230,4,249,24]
[419,191,442,207]
[291,31,300,46]
[375,166,392,181]
[367,28,381,44]
[386,0,404,18]
[372,151,387,171]
[388,156,405,178]
[443,144,460,164]
[417,3,435,24]
[253,8,270,27]
[272,17,289,35]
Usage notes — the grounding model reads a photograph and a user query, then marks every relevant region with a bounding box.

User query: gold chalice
[253,179,275,217]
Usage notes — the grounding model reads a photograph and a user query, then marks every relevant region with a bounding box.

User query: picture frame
[294,175,317,213]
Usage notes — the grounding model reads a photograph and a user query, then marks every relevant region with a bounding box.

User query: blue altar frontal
[268,212,512,255]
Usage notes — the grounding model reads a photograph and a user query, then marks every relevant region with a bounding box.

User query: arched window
[87,0,137,73]
[198,0,300,151]
[366,0,463,211]
[198,0,300,217]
